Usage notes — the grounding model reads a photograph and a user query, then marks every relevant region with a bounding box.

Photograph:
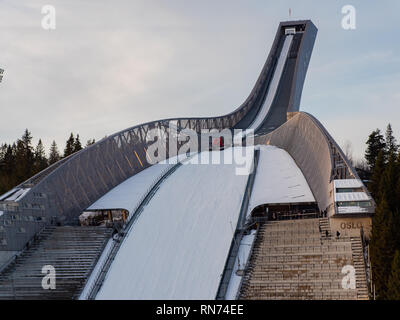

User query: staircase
[239,218,369,300]
[0,226,112,300]
[350,237,369,300]
[319,217,331,239]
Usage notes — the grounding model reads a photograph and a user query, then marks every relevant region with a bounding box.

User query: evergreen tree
[14,129,34,182]
[365,129,386,170]
[385,124,398,157]
[395,151,400,209]
[64,133,75,157]
[368,150,385,203]
[379,152,400,212]
[48,140,61,165]
[73,134,83,153]
[393,153,400,249]
[33,139,48,173]
[370,197,396,299]
[86,139,96,147]
[387,250,400,300]
[0,144,16,194]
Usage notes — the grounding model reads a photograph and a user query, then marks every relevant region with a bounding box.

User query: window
[336,187,364,193]
[337,201,371,207]
[285,28,296,35]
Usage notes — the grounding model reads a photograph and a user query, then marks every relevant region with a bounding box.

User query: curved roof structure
[86,162,173,214]
[247,145,315,214]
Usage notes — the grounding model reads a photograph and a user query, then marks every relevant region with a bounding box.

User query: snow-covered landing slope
[96,151,251,300]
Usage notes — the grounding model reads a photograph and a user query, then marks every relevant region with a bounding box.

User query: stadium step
[238,218,369,300]
[0,226,112,300]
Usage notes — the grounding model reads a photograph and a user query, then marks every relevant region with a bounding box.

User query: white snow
[335,192,371,202]
[333,179,364,189]
[225,230,257,300]
[248,35,293,132]
[96,151,250,300]
[87,163,173,217]
[337,206,370,214]
[90,145,316,300]
[247,145,315,217]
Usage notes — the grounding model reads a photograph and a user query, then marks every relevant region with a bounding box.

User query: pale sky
[0,0,399,161]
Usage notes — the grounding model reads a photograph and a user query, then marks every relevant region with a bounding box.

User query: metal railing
[215,149,260,299]
[235,221,261,300]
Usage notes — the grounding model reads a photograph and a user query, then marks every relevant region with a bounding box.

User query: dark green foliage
[365,129,386,171]
[86,139,96,147]
[48,140,61,165]
[370,198,396,299]
[387,250,400,300]
[74,134,82,153]
[34,139,48,173]
[0,144,17,194]
[368,150,385,203]
[367,124,400,300]
[0,130,93,195]
[64,133,75,157]
[385,124,398,156]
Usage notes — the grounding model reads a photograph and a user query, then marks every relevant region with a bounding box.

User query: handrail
[215,149,260,299]
[235,220,261,300]
[0,253,19,275]
[359,227,371,298]
[83,162,181,300]
[0,224,51,275]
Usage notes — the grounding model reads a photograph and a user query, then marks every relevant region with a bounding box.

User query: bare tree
[343,140,354,166]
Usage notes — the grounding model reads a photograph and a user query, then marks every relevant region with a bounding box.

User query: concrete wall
[330,216,372,239]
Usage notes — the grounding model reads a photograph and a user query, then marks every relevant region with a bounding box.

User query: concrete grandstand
[0,20,374,300]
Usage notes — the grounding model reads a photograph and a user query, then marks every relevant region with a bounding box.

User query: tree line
[364,124,400,299]
[0,129,95,194]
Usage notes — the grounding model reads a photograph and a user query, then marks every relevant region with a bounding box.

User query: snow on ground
[248,35,293,132]
[247,145,315,217]
[89,145,314,300]
[225,229,257,300]
[86,163,173,215]
[96,151,251,300]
